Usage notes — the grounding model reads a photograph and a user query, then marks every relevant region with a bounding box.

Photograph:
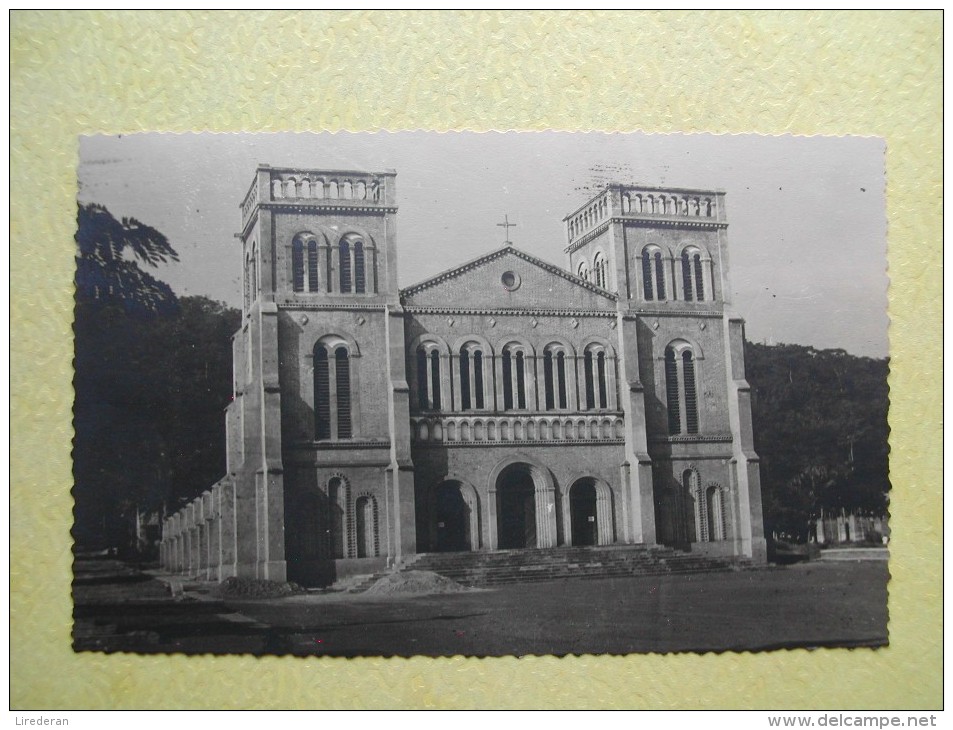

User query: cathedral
[159,165,767,585]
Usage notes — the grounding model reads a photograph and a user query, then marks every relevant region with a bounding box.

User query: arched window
[681,248,706,302]
[416,344,442,411]
[705,485,726,541]
[354,240,366,293]
[543,344,569,411]
[339,238,352,292]
[593,252,608,289]
[642,246,667,301]
[502,344,527,410]
[327,476,349,559]
[335,347,352,438]
[665,342,699,435]
[292,238,305,292]
[583,344,611,410]
[654,251,666,299]
[314,340,353,440]
[355,495,379,557]
[642,249,654,300]
[314,346,331,440]
[308,240,319,291]
[459,343,486,411]
[577,261,590,282]
[683,469,701,541]
[292,234,320,293]
[665,348,680,434]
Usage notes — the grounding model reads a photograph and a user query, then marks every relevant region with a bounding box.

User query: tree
[73,204,241,553]
[75,203,179,315]
[745,342,890,542]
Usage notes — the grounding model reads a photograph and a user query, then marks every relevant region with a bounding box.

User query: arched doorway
[435,481,471,552]
[570,480,598,546]
[355,495,377,558]
[496,464,538,549]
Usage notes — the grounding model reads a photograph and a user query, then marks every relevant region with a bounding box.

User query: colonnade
[159,479,237,580]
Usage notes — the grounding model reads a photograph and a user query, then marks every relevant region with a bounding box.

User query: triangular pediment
[400,246,617,312]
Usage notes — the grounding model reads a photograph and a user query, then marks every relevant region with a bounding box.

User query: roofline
[562,183,727,221]
[399,245,618,301]
[256,164,397,177]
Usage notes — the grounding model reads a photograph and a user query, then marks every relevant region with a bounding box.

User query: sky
[78,132,888,358]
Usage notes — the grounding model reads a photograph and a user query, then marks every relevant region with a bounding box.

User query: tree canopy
[72,204,239,551]
[746,342,890,541]
[75,203,179,315]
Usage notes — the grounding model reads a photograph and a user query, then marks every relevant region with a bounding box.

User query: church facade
[159,165,767,585]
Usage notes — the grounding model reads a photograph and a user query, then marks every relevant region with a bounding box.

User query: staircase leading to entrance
[369,544,751,590]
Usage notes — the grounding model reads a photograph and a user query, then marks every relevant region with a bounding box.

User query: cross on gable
[497,214,516,245]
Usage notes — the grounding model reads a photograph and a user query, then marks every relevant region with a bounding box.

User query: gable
[400,247,617,312]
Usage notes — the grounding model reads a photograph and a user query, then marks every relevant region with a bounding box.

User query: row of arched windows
[683,469,727,542]
[296,477,380,560]
[577,251,611,290]
[414,339,616,414]
[272,176,381,202]
[292,233,376,295]
[567,196,609,239]
[641,244,713,302]
[622,193,715,218]
[665,342,699,435]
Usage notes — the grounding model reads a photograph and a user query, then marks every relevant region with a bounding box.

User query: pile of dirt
[364,570,470,595]
[214,577,304,599]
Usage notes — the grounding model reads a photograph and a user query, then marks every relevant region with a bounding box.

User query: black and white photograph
[71,131,890,657]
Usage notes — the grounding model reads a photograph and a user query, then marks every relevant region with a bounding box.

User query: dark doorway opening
[435,481,470,552]
[570,481,598,546]
[497,465,537,549]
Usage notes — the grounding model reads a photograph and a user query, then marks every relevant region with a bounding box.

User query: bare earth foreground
[73,558,888,656]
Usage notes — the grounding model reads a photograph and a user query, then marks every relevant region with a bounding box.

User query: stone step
[346,545,749,591]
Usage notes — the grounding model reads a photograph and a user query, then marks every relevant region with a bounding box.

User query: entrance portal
[496,465,537,549]
[435,481,470,552]
[570,480,598,546]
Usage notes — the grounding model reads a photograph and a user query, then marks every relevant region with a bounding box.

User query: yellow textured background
[10,11,941,709]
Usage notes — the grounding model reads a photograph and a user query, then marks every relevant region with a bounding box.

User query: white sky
[78,132,888,358]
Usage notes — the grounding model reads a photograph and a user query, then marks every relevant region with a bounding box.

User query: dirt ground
[231,562,888,656]
[73,558,888,656]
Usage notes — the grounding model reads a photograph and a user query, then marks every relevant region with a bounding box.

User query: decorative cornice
[261,202,397,215]
[649,433,734,444]
[628,308,725,319]
[291,439,391,450]
[413,439,625,448]
[562,222,611,254]
[402,306,616,319]
[563,215,728,253]
[400,246,617,301]
[276,301,388,312]
[616,215,728,230]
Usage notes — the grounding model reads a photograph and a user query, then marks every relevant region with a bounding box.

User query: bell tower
[230,165,416,585]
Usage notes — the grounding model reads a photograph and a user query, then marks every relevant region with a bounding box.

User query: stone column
[662,255,675,301]
[596,489,614,545]
[534,484,557,548]
[439,353,452,412]
[486,489,499,550]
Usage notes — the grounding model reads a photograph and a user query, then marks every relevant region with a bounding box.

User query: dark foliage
[746,342,890,542]
[72,204,240,551]
[75,203,180,316]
